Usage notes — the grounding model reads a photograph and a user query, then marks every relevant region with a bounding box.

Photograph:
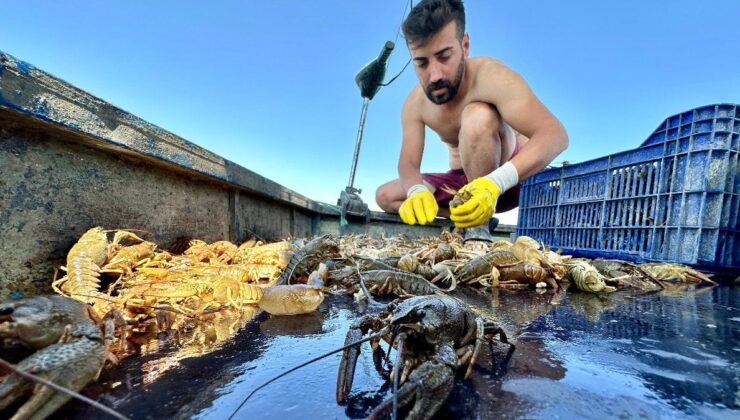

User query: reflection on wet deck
[59,285,739,419]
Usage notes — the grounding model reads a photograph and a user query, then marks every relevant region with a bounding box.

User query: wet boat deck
[54,284,740,419]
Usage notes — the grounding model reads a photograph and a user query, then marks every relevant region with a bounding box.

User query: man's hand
[399,184,438,225]
[449,178,501,228]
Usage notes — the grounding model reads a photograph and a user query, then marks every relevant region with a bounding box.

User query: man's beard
[424,58,465,105]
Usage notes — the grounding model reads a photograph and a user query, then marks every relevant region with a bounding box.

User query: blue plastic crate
[516,104,739,268]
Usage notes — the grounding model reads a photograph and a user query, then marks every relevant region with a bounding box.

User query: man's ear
[462,32,470,57]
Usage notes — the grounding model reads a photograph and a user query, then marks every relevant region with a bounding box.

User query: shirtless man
[375,0,568,239]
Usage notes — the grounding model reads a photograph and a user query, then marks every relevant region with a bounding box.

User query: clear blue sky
[2,1,738,223]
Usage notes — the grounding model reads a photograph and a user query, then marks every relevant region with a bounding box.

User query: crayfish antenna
[355,263,383,310]
[391,334,406,420]
[229,330,386,420]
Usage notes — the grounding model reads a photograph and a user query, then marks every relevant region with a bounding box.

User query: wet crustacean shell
[277,235,339,285]
[398,254,420,273]
[432,243,457,263]
[541,250,569,280]
[638,263,716,285]
[413,263,438,280]
[350,270,442,297]
[514,236,541,250]
[234,240,295,264]
[490,266,500,287]
[591,259,664,291]
[102,241,157,277]
[455,250,519,284]
[498,262,558,288]
[449,189,473,208]
[542,250,564,265]
[490,240,513,250]
[53,227,109,305]
[209,241,239,264]
[510,241,550,269]
[53,227,145,311]
[307,263,329,287]
[416,242,458,264]
[567,261,616,293]
[183,240,217,263]
[259,285,324,315]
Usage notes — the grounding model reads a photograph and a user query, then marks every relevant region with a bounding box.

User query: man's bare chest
[423,105,464,145]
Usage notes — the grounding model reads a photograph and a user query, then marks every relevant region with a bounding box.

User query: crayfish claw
[336,327,363,404]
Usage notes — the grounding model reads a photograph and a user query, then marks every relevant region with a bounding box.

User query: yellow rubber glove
[449,177,501,228]
[399,185,439,225]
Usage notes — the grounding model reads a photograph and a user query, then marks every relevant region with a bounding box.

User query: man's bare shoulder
[470,57,520,83]
[402,85,426,119]
[468,57,528,102]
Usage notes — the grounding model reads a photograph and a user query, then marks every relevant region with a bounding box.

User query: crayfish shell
[568,261,616,293]
[431,243,456,263]
[398,254,419,273]
[259,285,324,316]
[449,189,472,208]
[514,235,541,250]
[499,262,549,285]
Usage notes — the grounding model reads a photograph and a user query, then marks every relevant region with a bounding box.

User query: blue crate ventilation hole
[516,104,740,268]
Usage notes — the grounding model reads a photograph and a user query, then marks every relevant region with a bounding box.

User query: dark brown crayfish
[336,295,515,419]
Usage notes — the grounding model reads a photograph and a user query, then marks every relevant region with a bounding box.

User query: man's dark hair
[402,0,466,47]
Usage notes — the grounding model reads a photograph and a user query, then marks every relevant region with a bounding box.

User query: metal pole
[348,97,370,189]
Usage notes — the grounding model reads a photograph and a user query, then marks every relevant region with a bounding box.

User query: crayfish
[336,295,515,419]
[0,296,121,420]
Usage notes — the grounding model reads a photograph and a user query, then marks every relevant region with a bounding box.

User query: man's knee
[375,184,395,212]
[460,102,502,144]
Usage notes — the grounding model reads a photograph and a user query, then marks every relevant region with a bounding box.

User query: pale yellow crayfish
[101,240,158,278]
[119,274,264,316]
[499,261,559,289]
[209,241,239,264]
[52,227,146,311]
[638,263,716,285]
[567,261,617,293]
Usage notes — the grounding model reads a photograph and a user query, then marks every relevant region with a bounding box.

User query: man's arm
[396,91,439,226]
[449,60,568,228]
[477,61,568,180]
[398,91,426,192]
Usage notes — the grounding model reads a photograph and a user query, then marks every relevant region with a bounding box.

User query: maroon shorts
[421,143,522,213]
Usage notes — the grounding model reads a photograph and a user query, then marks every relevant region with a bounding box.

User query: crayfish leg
[0,368,30,410]
[482,320,516,374]
[371,339,389,379]
[456,344,473,368]
[10,381,66,420]
[463,318,487,380]
[369,344,456,420]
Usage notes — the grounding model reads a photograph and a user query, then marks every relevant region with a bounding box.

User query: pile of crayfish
[49,227,341,324]
[0,227,717,420]
[48,227,717,327]
[330,232,716,296]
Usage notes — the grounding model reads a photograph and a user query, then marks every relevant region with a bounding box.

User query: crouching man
[375,0,568,240]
